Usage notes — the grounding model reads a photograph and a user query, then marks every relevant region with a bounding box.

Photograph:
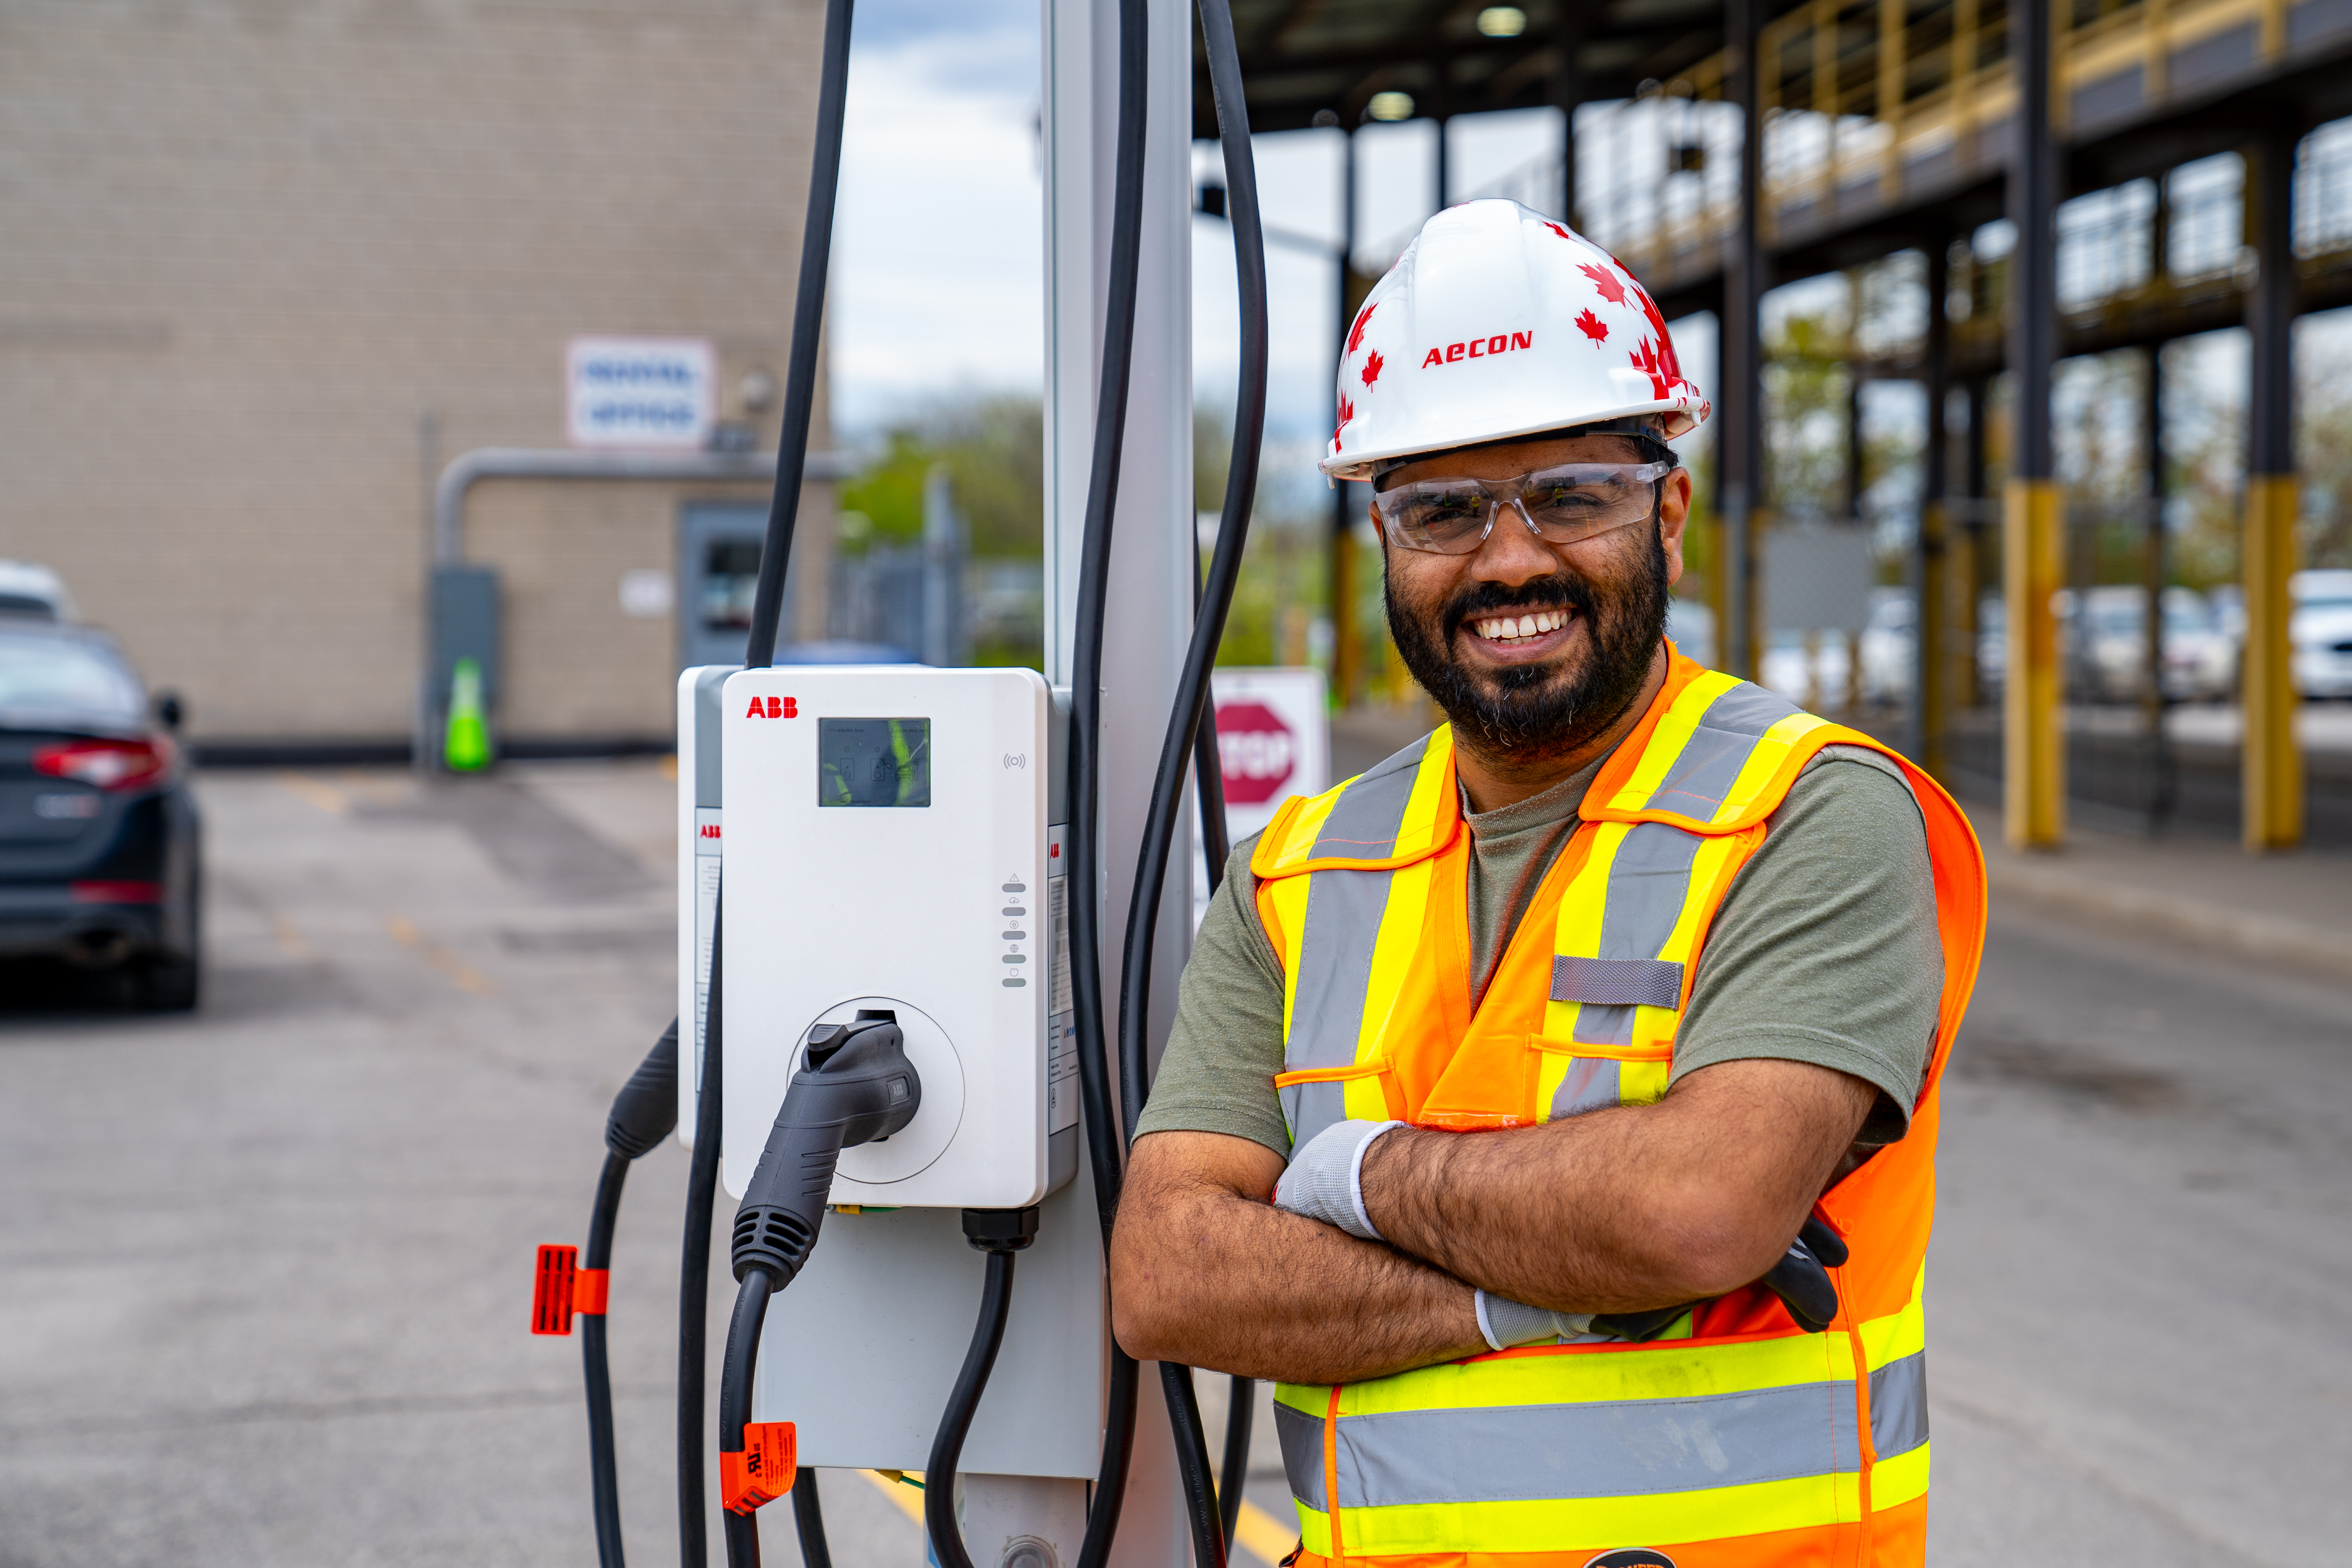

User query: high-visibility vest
[1249,646,1987,1568]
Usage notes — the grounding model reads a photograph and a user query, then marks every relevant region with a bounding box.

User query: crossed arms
[1108,1057,1876,1387]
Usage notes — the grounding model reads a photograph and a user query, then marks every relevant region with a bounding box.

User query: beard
[1385,518,1671,763]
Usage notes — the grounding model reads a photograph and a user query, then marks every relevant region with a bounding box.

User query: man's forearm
[1112,1135,1486,1385]
[1359,1060,1876,1314]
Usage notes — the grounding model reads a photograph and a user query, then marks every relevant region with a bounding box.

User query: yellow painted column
[2241,473,2303,849]
[2003,477,2065,846]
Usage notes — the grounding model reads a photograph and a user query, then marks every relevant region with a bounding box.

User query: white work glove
[1475,1290,1597,1350]
[1272,1118,1404,1241]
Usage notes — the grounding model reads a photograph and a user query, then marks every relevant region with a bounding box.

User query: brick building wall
[0,0,833,749]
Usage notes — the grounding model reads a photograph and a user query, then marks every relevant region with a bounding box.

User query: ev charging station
[641,2,1225,1564]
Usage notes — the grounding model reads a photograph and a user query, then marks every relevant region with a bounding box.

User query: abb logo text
[745,696,799,718]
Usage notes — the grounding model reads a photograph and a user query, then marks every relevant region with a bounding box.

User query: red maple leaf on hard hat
[1335,393,1355,449]
[1575,308,1609,346]
[1361,350,1385,387]
[1544,221,1571,241]
[1578,262,1627,307]
[1629,338,1672,400]
[1348,302,1377,355]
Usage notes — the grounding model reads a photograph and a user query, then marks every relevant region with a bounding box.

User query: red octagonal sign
[1215,700,1295,805]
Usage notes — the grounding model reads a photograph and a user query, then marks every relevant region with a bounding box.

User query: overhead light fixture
[1476,7,1527,36]
[1367,91,1415,122]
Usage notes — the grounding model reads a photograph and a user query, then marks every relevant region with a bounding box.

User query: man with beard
[1109,201,1985,1568]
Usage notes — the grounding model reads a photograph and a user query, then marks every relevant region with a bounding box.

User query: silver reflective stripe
[1281,866,1393,1153]
[1641,682,1803,818]
[1330,1381,1862,1507]
[1305,735,1430,860]
[1869,1350,1928,1459]
[1548,1054,1621,1118]
[1275,1399,1328,1512]
[1550,956,1684,1009]
[1280,737,1434,1154]
[1571,820,1701,1047]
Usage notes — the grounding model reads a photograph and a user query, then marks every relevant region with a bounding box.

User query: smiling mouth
[1464,607,1576,652]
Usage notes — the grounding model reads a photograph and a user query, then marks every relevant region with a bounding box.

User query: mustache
[1440,574,1600,643]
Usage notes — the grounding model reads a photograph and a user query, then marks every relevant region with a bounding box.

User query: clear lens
[1375,461,1671,555]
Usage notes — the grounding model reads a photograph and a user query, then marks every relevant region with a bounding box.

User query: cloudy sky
[829,3,1615,460]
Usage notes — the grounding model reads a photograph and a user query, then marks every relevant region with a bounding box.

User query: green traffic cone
[444,657,490,772]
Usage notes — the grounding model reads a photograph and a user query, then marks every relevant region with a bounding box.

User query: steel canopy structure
[1202,0,2352,853]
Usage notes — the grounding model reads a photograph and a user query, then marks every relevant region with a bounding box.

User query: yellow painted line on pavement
[384,913,492,995]
[1235,1497,1297,1566]
[855,1467,1292,1565]
[277,771,349,817]
[862,1467,926,1523]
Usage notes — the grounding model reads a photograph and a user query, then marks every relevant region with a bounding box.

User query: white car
[0,561,78,622]
[1858,588,1915,706]
[2293,569,2352,699]
[2070,584,2234,702]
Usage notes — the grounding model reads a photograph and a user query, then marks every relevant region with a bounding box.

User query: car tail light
[32,736,174,791]
[73,881,164,904]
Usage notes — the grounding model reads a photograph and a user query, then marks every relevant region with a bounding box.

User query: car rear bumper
[0,884,168,962]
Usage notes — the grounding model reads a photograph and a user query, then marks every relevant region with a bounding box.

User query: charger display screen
[818,717,932,808]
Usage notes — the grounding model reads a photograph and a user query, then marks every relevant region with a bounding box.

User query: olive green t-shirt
[1136,742,1942,1153]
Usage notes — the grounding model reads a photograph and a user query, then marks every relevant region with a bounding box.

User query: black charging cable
[719,1013,920,1568]
[920,1209,1042,1568]
[536,1021,682,1568]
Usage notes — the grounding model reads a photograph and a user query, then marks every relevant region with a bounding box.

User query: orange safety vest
[1249,647,1986,1568]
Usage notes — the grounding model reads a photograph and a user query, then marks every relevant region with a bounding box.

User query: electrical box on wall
[718,665,1076,1211]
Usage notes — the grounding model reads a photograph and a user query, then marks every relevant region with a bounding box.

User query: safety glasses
[1372,460,1674,556]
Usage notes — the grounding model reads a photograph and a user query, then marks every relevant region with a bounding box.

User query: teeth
[1475,610,1569,643]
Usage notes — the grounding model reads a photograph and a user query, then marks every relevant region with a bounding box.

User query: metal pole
[2242,115,2303,850]
[1959,376,1988,710]
[1036,1,1193,1562]
[1551,7,1584,225]
[2002,0,2064,848]
[1917,240,1951,779]
[2143,341,2175,831]
[1332,127,1362,709]
[1720,0,1766,680]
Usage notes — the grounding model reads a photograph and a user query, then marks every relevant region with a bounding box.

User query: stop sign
[1215,700,1296,805]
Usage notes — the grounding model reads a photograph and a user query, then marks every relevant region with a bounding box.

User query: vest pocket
[1274,1060,1400,1149]
[1525,1034,1674,1121]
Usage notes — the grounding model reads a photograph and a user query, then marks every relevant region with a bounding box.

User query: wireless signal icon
[1004,753,1027,769]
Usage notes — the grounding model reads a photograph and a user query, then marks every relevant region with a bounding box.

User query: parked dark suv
[0,617,201,1009]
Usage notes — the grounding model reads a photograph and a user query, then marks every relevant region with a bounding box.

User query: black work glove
[1759,1214,1848,1333]
[1589,1215,1848,1342]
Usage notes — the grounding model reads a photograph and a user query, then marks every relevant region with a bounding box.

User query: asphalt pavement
[4,759,2348,1565]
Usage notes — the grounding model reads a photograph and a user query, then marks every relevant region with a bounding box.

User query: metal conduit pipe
[415,446,853,770]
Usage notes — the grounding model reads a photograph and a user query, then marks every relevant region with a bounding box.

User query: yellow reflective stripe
[1304,1469,1861,1557]
[1617,1057,1671,1105]
[1339,1329,1857,1416]
[1602,669,1742,814]
[1273,1381,1326,1417]
[1265,785,1348,874]
[1857,1274,1927,1368]
[1392,726,1457,859]
[1267,871,1313,1042]
[1710,711,1832,826]
[1357,855,1436,1067]
[1872,1439,1930,1508]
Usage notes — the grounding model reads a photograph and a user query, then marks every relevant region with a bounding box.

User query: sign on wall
[566,336,715,450]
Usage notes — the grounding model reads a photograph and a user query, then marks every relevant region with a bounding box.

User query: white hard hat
[1321,199,1710,481]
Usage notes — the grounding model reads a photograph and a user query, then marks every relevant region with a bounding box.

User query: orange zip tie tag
[720,1422,798,1515]
[573,1268,609,1316]
[532,1245,579,1336]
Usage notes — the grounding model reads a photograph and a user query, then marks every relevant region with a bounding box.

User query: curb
[1983,855,2352,985]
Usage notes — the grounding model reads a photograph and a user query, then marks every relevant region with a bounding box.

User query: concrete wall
[0,0,832,748]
